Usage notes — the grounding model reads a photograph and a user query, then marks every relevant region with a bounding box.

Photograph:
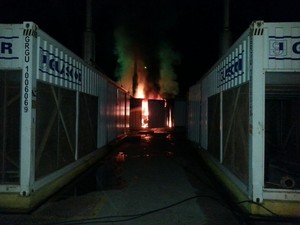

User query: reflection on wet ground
[124,131,177,161]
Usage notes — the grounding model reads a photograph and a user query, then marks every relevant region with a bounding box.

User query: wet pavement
[1,128,298,225]
[92,128,241,225]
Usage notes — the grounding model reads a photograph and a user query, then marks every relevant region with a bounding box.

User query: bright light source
[167,107,173,128]
[141,99,149,128]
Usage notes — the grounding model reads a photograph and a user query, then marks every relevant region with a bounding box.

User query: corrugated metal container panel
[125,93,130,130]
[194,34,249,101]
[37,29,105,96]
[174,100,187,127]
[188,83,201,144]
[117,89,127,135]
[98,76,107,148]
[188,27,250,106]
[222,40,248,91]
[264,22,300,70]
[105,82,128,141]
[200,77,209,149]
[198,29,250,150]
[106,82,117,142]
[0,24,22,69]
[130,98,142,130]
[148,99,165,128]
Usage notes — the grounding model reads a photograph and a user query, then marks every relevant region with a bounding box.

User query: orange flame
[135,83,149,128]
[141,99,149,128]
[125,56,171,129]
[167,107,173,128]
[135,82,145,99]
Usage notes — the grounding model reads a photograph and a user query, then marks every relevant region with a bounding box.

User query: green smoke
[114,26,180,99]
[114,26,135,93]
[159,41,180,99]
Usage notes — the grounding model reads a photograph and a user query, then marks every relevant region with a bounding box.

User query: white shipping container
[0,22,130,211]
[188,21,300,217]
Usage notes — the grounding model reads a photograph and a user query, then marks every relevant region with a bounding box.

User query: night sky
[1,0,299,97]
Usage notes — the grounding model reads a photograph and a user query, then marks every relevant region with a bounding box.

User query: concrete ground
[92,128,240,225]
[1,128,297,225]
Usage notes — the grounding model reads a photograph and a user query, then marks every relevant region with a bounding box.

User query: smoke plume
[114,27,180,99]
[158,41,180,99]
[114,26,135,94]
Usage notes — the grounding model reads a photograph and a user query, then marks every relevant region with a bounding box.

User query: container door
[0,70,21,185]
[148,100,165,128]
[265,72,300,190]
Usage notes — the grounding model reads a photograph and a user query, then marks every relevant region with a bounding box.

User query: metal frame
[248,22,265,203]
[20,22,37,196]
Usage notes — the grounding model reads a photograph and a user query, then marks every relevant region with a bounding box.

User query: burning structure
[114,26,179,129]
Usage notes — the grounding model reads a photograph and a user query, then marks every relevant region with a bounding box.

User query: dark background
[1,0,299,97]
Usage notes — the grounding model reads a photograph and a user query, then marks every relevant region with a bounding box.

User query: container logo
[39,48,82,85]
[269,40,287,56]
[293,41,300,54]
[269,36,300,60]
[0,37,19,60]
[217,52,244,87]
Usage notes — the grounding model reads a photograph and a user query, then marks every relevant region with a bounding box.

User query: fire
[135,84,149,128]
[167,107,172,128]
[141,99,149,128]
[135,83,145,99]
[123,56,173,129]
[134,81,174,129]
